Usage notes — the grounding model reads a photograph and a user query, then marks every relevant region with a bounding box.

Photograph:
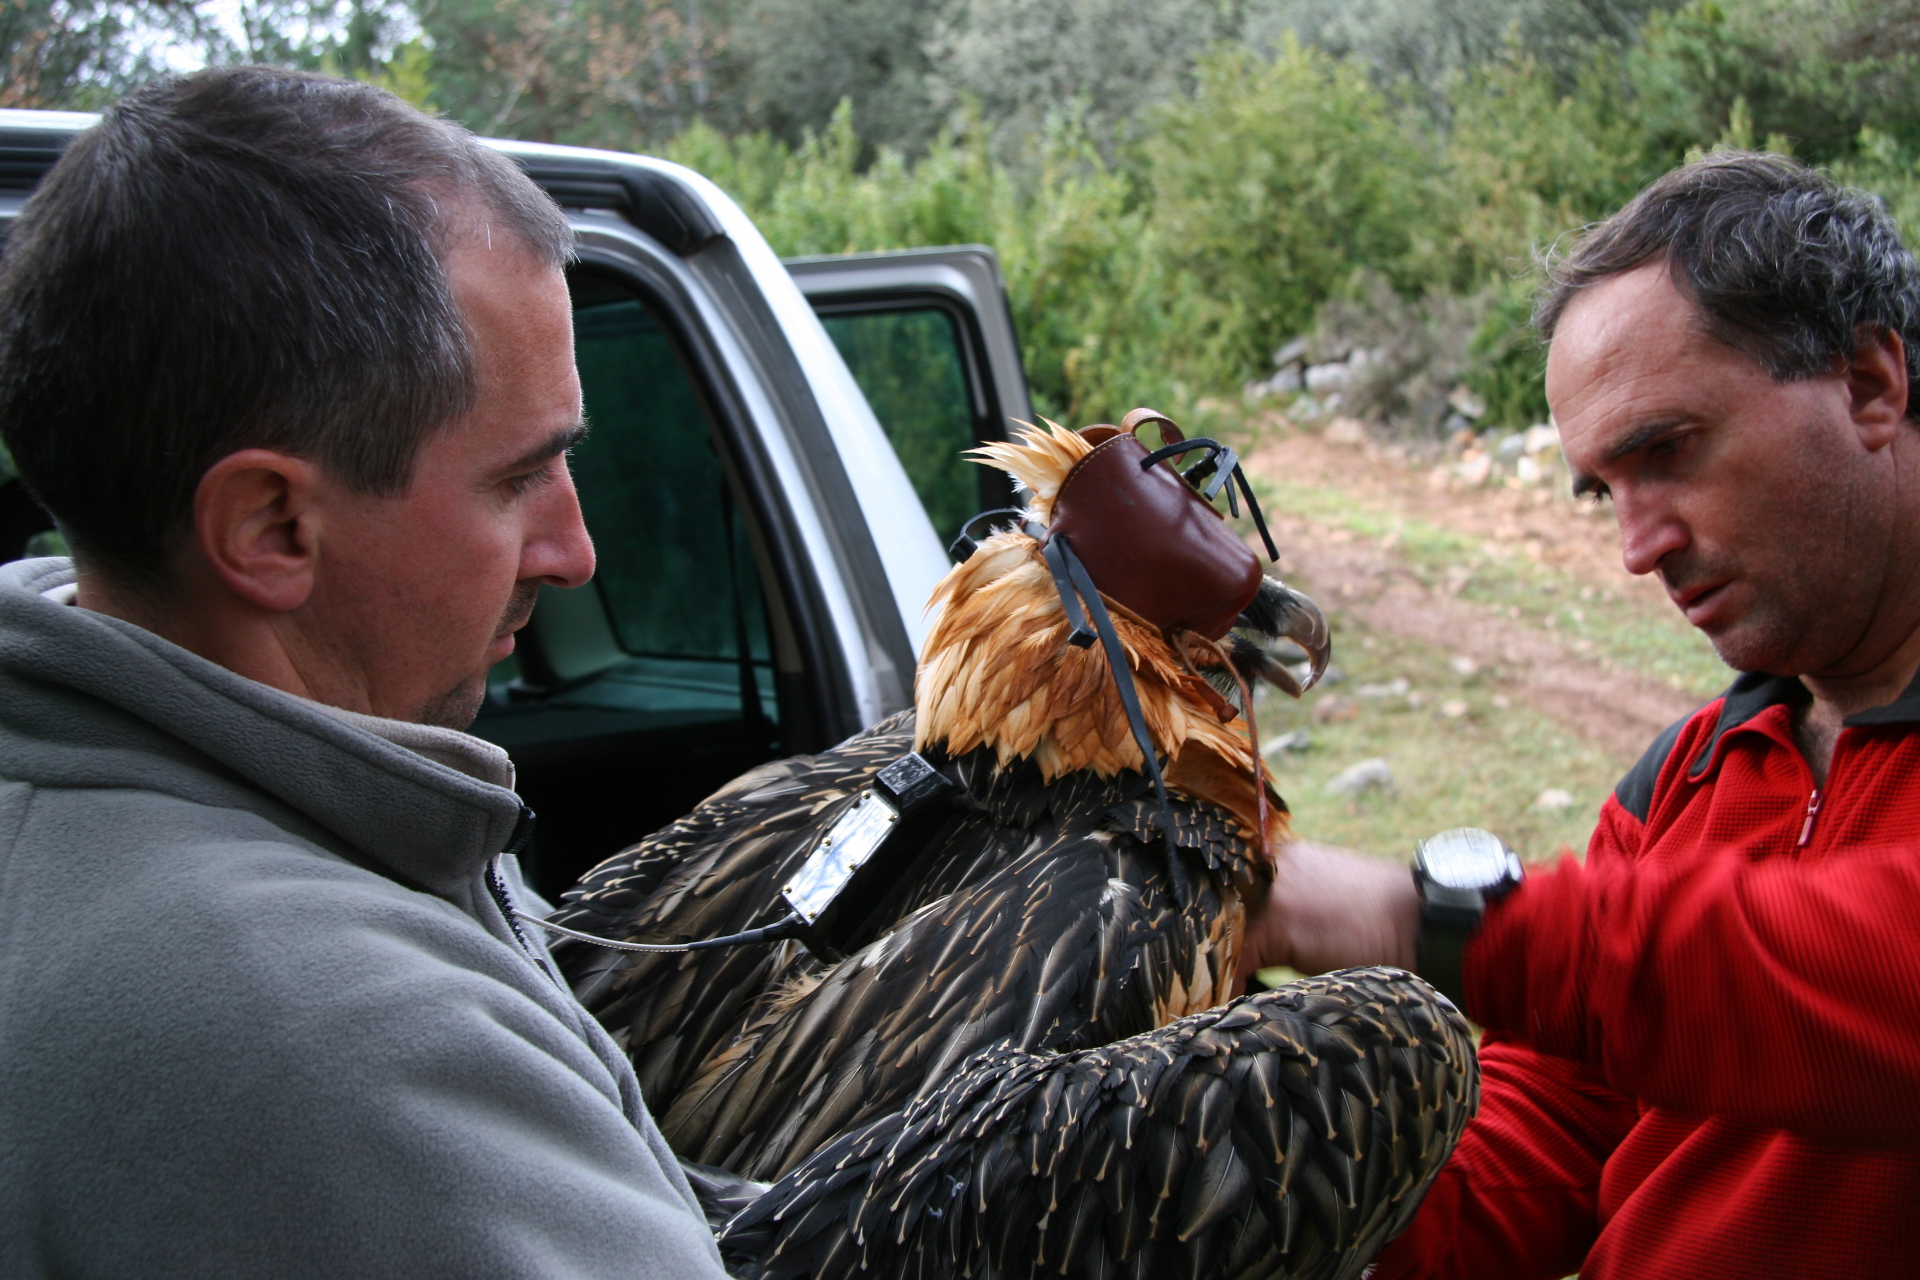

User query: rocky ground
[1226,413,1731,864]
[1248,422,1703,760]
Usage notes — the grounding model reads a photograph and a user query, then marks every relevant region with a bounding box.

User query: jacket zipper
[1797,788,1822,848]
[486,859,534,954]
[487,804,540,957]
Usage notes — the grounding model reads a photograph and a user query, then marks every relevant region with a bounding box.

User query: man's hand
[1240,839,1421,979]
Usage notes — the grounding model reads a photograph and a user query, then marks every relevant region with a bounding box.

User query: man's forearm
[1241,839,1420,977]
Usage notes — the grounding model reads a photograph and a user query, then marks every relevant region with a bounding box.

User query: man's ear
[1847,326,1910,450]
[193,450,326,612]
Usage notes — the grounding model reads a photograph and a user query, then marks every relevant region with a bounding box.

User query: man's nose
[528,467,596,589]
[1615,495,1687,577]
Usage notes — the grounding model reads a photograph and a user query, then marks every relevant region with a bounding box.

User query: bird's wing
[721,968,1476,1280]
[678,1160,770,1234]
[550,711,913,1102]
[655,777,1255,1181]
[553,719,1267,1182]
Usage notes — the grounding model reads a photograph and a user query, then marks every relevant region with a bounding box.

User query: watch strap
[1411,829,1521,1013]
[1414,874,1482,1009]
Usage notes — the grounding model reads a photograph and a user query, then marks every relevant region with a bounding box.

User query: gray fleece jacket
[0,558,729,1279]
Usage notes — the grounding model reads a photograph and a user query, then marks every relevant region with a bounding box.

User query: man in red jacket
[1249,151,1920,1277]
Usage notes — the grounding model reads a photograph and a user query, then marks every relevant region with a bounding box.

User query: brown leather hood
[1045,411,1263,641]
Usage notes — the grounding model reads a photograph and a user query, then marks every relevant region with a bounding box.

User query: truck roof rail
[0,117,728,263]
[510,154,725,256]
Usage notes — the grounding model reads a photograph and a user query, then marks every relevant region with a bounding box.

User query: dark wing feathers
[721,968,1477,1280]
[557,713,1254,1182]
[550,714,913,1100]
[553,709,1476,1277]
[659,812,1238,1180]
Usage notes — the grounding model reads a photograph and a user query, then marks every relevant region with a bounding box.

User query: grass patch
[1256,615,1626,865]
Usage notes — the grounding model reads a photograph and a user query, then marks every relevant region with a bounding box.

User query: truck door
[470,257,810,897]
[473,153,957,898]
[785,246,1034,548]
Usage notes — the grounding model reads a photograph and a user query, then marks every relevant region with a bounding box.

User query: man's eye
[505,465,555,496]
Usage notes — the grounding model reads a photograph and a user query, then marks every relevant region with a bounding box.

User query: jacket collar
[1687,672,1807,781]
[1837,662,1920,727]
[0,558,526,899]
[1687,663,1920,781]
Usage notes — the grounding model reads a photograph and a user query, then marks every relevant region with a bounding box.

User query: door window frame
[806,290,1019,514]
[551,237,844,753]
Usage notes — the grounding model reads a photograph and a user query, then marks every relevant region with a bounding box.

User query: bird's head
[913,412,1330,844]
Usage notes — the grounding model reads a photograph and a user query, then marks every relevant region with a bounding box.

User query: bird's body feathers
[548,416,1476,1278]
[555,712,1262,1182]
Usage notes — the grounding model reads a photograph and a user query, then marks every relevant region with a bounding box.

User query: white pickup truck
[0,111,1035,898]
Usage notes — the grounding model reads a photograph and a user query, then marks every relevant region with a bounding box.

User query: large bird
[543,411,1477,1279]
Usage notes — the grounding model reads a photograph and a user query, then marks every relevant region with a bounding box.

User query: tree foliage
[0,0,207,107]
[29,0,1920,431]
[726,0,939,150]
[416,0,724,146]
[927,0,1229,151]
[1144,40,1450,386]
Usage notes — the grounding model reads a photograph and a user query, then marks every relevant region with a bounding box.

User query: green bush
[1144,39,1450,389]
[669,2,1920,434]
[667,103,1176,421]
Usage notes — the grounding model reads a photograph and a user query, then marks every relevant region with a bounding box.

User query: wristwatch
[1412,827,1523,1010]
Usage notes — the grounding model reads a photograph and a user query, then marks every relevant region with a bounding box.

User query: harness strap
[1136,437,1280,561]
[1052,532,1179,864]
[519,909,806,954]
[1043,534,1098,650]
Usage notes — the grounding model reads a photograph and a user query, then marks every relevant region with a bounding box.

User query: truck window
[818,305,979,546]
[472,267,796,897]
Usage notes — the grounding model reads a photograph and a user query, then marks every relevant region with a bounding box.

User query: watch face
[1419,827,1520,892]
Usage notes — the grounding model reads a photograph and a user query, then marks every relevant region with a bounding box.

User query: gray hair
[0,66,575,589]
[1536,151,1920,401]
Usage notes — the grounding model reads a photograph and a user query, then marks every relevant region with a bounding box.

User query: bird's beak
[1274,585,1331,691]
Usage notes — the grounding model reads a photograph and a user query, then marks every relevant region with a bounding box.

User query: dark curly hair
[1536,150,1920,406]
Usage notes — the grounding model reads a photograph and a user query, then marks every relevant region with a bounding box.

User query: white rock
[1440,698,1470,718]
[1456,451,1493,486]
[1357,677,1410,698]
[1495,432,1527,460]
[1273,336,1310,366]
[1305,363,1352,393]
[1516,454,1543,486]
[1448,655,1479,677]
[1261,728,1313,755]
[1523,422,1560,454]
[1534,787,1578,812]
[1448,385,1486,419]
[1328,758,1394,796]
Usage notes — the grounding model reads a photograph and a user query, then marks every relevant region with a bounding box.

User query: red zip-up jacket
[1373,672,1920,1279]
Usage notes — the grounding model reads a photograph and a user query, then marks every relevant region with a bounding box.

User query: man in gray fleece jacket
[0,69,730,1277]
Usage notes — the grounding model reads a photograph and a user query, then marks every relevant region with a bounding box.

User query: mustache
[498,581,541,637]
[1658,550,1727,597]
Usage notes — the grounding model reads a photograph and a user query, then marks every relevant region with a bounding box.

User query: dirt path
[1244,428,1704,761]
